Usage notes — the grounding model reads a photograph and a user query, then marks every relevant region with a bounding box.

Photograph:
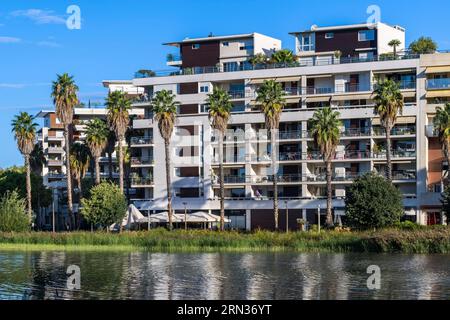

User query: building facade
[97,23,448,229]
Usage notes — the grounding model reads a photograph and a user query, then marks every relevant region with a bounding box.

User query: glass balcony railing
[279,130,302,140]
[427,78,450,90]
[372,126,416,136]
[131,157,154,165]
[341,128,371,137]
[130,136,154,145]
[212,175,247,184]
[131,177,154,186]
[135,53,420,78]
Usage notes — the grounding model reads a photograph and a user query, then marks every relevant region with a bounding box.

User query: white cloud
[0,82,49,89]
[37,40,61,48]
[10,9,66,25]
[0,36,21,43]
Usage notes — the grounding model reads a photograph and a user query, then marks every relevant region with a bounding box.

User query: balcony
[279,130,302,140]
[130,177,154,187]
[47,147,64,153]
[48,173,65,179]
[130,136,154,146]
[427,78,450,90]
[372,150,416,159]
[279,152,302,161]
[212,175,247,184]
[228,90,246,99]
[134,53,420,78]
[47,135,65,142]
[341,128,371,137]
[212,155,246,164]
[372,126,416,136]
[131,157,154,166]
[47,159,64,166]
[166,54,182,66]
[133,119,153,129]
[425,125,439,138]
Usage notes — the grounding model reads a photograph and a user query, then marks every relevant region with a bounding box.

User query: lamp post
[284,200,289,233]
[317,204,321,233]
[183,202,188,231]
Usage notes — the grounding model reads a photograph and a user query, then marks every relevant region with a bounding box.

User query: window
[359,52,374,61]
[200,85,209,93]
[299,33,315,51]
[192,43,200,49]
[358,30,375,41]
[222,41,229,47]
[200,104,210,113]
[325,32,334,39]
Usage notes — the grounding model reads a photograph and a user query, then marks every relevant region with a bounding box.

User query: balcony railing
[372,150,416,159]
[212,175,247,184]
[279,130,302,140]
[48,173,65,179]
[130,136,154,145]
[134,53,420,78]
[211,156,246,164]
[130,177,154,186]
[341,128,371,137]
[131,157,154,166]
[47,147,64,153]
[228,90,246,99]
[427,78,450,90]
[47,159,64,166]
[372,126,416,136]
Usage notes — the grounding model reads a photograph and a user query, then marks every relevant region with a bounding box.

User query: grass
[0,227,449,253]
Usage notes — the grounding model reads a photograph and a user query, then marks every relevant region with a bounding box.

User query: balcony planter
[334,51,342,64]
[297,218,307,231]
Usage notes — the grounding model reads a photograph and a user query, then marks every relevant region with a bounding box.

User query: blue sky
[1,0,450,168]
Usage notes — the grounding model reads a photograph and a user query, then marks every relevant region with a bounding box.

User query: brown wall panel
[179,82,198,95]
[180,167,199,177]
[315,28,377,57]
[179,104,199,114]
[181,41,220,68]
[428,137,443,185]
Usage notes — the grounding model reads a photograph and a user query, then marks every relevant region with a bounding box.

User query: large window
[358,30,375,41]
[299,33,315,51]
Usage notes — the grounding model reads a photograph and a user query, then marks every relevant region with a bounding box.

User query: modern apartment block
[36,100,144,220]
[100,22,449,230]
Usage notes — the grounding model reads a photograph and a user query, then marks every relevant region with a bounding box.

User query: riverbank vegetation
[0,227,449,254]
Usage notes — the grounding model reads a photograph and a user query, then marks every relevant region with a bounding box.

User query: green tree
[249,53,268,66]
[409,37,437,54]
[80,182,127,230]
[0,191,30,232]
[152,90,178,229]
[85,118,109,184]
[388,39,402,58]
[30,143,46,175]
[106,130,117,180]
[207,87,233,231]
[0,167,52,211]
[373,80,404,181]
[308,107,342,227]
[51,73,79,229]
[433,103,450,184]
[11,112,38,220]
[270,49,296,64]
[345,173,403,230]
[69,143,90,202]
[106,91,131,193]
[256,80,286,230]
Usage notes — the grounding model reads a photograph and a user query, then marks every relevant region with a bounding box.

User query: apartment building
[36,95,144,223]
[102,23,449,230]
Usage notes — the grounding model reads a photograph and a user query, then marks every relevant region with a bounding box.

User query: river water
[0,251,448,300]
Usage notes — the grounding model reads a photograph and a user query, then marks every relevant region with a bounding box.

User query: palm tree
[373,80,404,181]
[308,107,342,228]
[433,103,450,184]
[388,39,402,58]
[152,90,178,230]
[207,87,233,231]
[106,91,131,193]
[256,80,286,230]
[270,49,296,64]
[85,118,109,184]
[11,112,38,220]
[69,143,90,228]
[51,73,79,229]
[30,143,46,175]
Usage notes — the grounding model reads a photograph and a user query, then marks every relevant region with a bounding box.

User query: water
[0,251,449,300]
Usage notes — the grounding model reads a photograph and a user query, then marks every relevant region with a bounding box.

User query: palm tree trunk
[219,131,225,232]
[385,125,393,181]
[118,137,124,192]
[326,159,334,227]
[95,156,101,185]
[25,154,32,221]
[64,124,74,229]
[271,129,279,231]
[165,140,173,230]
[77,176,82,229]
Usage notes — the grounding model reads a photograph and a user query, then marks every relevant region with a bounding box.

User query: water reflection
[0,252,448,300]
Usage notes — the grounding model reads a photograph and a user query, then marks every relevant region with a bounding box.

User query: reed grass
[0,227,448,253]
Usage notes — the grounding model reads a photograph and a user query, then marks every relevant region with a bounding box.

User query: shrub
[345,173,403,230]
[409,37,437,54]
[440,185,450,224]
[0,191,30,232]
[393,221,424,231]
[80,182,127,229]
